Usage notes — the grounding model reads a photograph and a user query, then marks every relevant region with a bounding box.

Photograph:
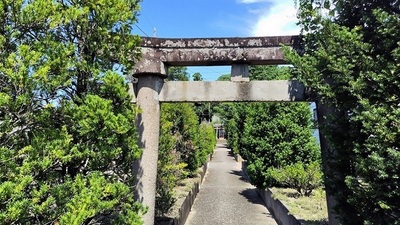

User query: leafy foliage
[156,104,186,216]
[167,67,190,81]
[249,65,290,80]
[216,74,231,81]
[218,66,321,191]
[243,101,321,189]
[156,103,216,216]
[0,0,144,224]
[155,67,216,216]
[286,0,400,223]
[269,162,323,197]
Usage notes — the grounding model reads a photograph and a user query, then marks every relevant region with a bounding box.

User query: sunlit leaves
[219,66,320,190]
[241,102,320,189]
[287,1,400,224]
[0,0,144,223]
[157,102,216,216]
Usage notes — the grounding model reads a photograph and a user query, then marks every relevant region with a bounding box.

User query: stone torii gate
[130,36,336,225]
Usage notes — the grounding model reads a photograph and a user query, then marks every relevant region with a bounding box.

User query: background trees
[0,0,145,224]
[286,0,400,223]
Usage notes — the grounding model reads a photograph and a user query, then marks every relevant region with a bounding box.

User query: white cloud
[250,0,300,36]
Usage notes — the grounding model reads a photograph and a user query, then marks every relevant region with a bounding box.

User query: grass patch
[270,187,328,225]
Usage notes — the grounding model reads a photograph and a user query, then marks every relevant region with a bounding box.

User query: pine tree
[0,0,144,224]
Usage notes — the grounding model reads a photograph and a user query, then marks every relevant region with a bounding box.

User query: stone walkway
[185,140,277,225]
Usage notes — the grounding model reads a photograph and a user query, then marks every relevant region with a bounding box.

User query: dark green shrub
[197,123,217,158]
[156,67,218,216]
[219,66,321,192]
[156,103,216,215]
[241,102,321,189]
[155,186,176,217]
[286,1,400,223]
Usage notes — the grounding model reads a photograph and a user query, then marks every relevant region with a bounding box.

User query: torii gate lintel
[132,35,301,76]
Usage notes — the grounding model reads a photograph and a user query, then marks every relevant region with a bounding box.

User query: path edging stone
[173,158,209,225]
[256,188,301,225]
[240,158,302,225]
[156,154,211,225]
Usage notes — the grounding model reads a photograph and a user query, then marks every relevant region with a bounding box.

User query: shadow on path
[239,188,266,206]
[239,188,279,221]
[229,170,249,182]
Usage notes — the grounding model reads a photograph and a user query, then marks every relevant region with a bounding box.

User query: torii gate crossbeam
[130,80,305,103]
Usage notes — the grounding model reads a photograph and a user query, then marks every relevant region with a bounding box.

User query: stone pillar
[133,74,164,225]
[315,101,339,225]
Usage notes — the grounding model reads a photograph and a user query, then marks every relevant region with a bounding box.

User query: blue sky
[134,0,300,80]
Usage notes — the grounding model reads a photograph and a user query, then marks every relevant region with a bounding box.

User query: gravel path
[185,140,277,225]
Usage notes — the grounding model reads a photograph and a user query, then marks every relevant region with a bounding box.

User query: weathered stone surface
[130,80,305,103]
[132,75,164,225]
[139,36,299,48]
[133,36,300,76]
[133,48,168,77]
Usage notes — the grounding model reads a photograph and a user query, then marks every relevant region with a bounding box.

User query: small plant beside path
[271,187,328,225]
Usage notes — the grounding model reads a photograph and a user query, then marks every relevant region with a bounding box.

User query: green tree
[156,104,187,217]
[156,103,216,216]
[167,67,190,81]
[242,101,320,189]
[192,72,203,81]
[217,73,231,81]
[217,102,247,154]
[190,71,214,122]
[0,0,144,224]
[218,66,321,191]
[156,67,216,216]
[286,0,400,223]
[249,65,290,80]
